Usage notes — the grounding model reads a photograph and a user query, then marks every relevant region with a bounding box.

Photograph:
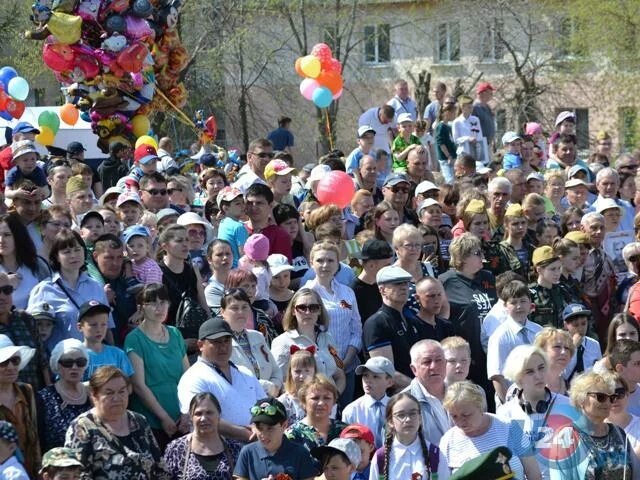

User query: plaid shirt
[0,310,46,390]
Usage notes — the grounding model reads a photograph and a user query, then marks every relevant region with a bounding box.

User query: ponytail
[382,431,393,480]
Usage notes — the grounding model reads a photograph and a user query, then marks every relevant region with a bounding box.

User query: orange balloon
[316,70,343,95]
[295,57,305,77]
[60,103,79,125]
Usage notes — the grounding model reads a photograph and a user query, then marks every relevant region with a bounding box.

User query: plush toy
[101,33,128,53]
[76,0,101,22]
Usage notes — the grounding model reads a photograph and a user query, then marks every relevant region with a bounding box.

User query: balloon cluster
[0,67,30,121]
[26,0,189,153]
[295,43,343,109]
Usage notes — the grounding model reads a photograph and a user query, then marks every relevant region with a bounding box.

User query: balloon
[0,111,11,121]
[294,57,305,77]
[299,55,321,78]
[5,99,24,119]
[35,126,55,146]
[47,12,82,44]
[131,114,150,137]
[135,135,158,150]
[312,86,333,108]
[80,111,91,123]
[316,70,343,95]
[332,88,343,100]
[7,77,29,101]
[38,111,60,134]
[60,103,79,125]
[205,115,217,139]
[0,67,17,90]
[311,43,332,67]
[316,171,355,209]
[0,90,7,111]
[299,78,319,101]
[117,42,149,73]
[326,58,342,74]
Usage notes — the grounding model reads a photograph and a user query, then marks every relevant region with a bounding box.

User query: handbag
[164,265,209,339]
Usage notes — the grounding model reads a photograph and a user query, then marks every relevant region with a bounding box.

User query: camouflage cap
[39,447,83,473]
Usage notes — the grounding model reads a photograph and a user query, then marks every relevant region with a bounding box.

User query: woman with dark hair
[559,206,584,236]
[204,239,234,314]
[164,392,242,479]
[198,168,228,206]
[0,213,50,309]
[619,171,636,207]
[365,201,399,246]
[125,283,190,450]
[38,205,73,259]
[28,228,113,349]
[272,203,313,289]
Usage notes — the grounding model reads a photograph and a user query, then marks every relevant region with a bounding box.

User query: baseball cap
[476,82,495,94]
[501,131,521,145]
[116,191,143,208]
[555,111,576,127]
[99,186,123,205]
[11,140,39,159]
[355,356,395,377]
[80,210,104,228]
[134,144,159,165]
[11,122,39,135]
[564,178,587,189]
[67,141,86,153]
[562,303,591,322]
[312,438,362,468]
[397,112,414,124]
[526,172,544,183]
[383,172,410,187]
[415,180,440,196]
[199,153,217,167]
[157,208,180,224]
[340,424,375,447]
[567,164,589,179]
[39,447,83,474]
[267,254,293,276]
[250,398,287,425]
[264,159,295,181]
[216,186,243,208]
[77,300,111,323]
[123,225,150,244]
[305,164,332,189]
[199,317,231,340]
[354,239,393,261]
[417,198,441,216]
[357,125,376,138]
[532,246,559,267]
[376,265,412,285]
[525,122,542,136]
[30,301,56,323]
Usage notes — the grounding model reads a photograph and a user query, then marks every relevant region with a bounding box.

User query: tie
[519,327,530,345]
[373,400,385,448]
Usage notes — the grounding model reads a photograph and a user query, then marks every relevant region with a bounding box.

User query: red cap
[340,424,375,447]
[134,144,158,164]
[476,82,495,94]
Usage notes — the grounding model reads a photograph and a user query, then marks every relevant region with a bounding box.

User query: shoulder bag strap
[55,279,80,310]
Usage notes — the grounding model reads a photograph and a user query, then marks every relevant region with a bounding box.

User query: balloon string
[324,109,334,151]
[144,75,197,131]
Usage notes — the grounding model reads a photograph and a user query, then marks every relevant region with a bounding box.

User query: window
[364,24,390,64]
[33,88,45,106]
[481,20,504,61]
[495,109,507,146]
[323,26,338,54]
[555,108,589,150]
[619,107,639,153]
[437,22,460,62]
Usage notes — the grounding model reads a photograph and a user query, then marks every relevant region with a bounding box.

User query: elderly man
[472,82,496,149]
[354,155,383,204]
[177,317,265,442]
[387,79,418,121]
[487,177,511,241]
[363,265,424,389]
[232,138,274,193]
[139,172,170,213]
[381,173,418,226]
[402,339,449,445]
[423,82,447,133]
[358,105,395,154]
[591,167,635,232]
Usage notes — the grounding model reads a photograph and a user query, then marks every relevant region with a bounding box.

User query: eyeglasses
[391,186,410,194]
[0,356,20,368]
[58,357,88,368]
[401,243,421,250]
[613,387,627,400]
[295,304,321,313]
[469,250,483,257]
[143,188,168,196]
[587,392,618,403]
[188,229,206,238]
[252,151,275,159]
[167,188,183,194]
[628,255,640,263]
[392,410,420,422]
[0,286,14,295]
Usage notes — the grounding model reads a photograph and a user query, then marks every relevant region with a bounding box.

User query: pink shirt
[132,257,163,284]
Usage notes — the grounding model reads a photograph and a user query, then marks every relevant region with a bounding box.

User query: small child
[342,357,394,448]
[39,447,83,480]
[339,424,375,480]
[77,300,134,380]
[123,144,159,186]
[0,420,28,480]
[239,233,273,314]
[116,191,144,228]
[216,186,248,268]
[441,336,471,386]
[267,253,294,318]
[529,246,566,328]
[31,301,56,354]
[278,349,317,425]
[391,113,421,172]
[5,140,48,200]
[123,225,163,285]
[345,126,376,174]
[311,438,361,480]
[501,131,523,170]
[562,304,601,381]
[234,398,318,480]
[79,211,105,249]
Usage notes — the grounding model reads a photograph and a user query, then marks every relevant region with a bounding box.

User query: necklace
[141,321,167,342]
[56,382,87,408]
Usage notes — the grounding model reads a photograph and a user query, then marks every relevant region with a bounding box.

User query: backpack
[375,441,440,479]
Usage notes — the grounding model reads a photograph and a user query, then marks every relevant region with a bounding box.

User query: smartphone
[422,244,436,256]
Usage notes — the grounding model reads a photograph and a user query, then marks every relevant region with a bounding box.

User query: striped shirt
[132,257,163,285]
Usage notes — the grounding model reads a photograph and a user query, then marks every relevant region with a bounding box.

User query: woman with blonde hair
[533,327,575,396]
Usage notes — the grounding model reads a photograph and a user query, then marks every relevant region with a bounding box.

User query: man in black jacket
[98,141,129,189]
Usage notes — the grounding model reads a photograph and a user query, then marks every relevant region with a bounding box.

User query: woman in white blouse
[303,241,361,405]
[270,287,346,393]
[451,95,484,159]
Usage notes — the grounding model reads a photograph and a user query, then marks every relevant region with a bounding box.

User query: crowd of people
[0,77,639,479]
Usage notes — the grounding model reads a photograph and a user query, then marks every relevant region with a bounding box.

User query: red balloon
[0,90,7,111]
[316,171,355,209]
[205,115,217,139]
[117,42,149,73]
[326,58,342,74]
[311,43,332,68]
[316,70,343,95]
[5,99,25,119]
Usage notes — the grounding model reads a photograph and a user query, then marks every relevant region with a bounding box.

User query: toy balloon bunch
[0,67,31,121]
[26,0,190,153]
[295,43,343,109]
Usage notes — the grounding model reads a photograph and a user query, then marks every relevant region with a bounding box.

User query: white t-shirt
[622,415,640,475]
[358,107,395,154]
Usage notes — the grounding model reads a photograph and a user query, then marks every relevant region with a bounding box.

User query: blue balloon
[7,77,29,102]
[0,67,17,91]
[80,111,91,123]
[0,110,11,121]
[312,86,333,109]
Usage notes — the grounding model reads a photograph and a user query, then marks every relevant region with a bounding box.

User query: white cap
[397,112,414,124]
[357,125,376,138]
[305,164,331,189]
[595,198,624,216]
[415,180,440,196]
[267,254,294,276]
[565,178,587,189]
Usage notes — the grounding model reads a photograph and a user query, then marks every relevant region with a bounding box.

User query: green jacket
[529,283,566,328]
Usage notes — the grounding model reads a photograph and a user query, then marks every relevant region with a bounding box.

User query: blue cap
[562,303,591,322]
[383,172,410,187]
[12,122,39,135]
[123,225,150,244]
[199,153,217,166]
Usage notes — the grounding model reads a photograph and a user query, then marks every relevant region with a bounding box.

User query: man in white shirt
[177,317,265,442]
[387,79,417,123]
[358,105,395,154]
[402,339,450,446]
[232,138,273,193]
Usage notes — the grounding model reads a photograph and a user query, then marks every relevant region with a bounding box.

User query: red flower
[274,474,293,480]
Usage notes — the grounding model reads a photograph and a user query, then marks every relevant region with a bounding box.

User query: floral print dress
[163,434,242,480]
[285,418,347,451]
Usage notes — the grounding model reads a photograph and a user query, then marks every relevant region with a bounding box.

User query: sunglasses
[587,392,618,403]
[167,188,183,194]
[629,255,640,263]
[0,356,20,368]
[0,286,14,295]
[143,188,168,196]
[295,304,321,313]
[252,151,275,159]
[391,186,410,194]
[58,357,88,368]
[250,402,285,417]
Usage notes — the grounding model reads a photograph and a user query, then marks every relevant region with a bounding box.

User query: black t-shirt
[363,304,422,378]
[351,278,382,323]
[161,261,198,325]
[410,314,455,342]
[290,239,309,280]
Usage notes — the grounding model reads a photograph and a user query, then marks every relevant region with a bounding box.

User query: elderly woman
[271,288,346,393]
[533,327,575,396]
[568,371,632,478]
[440,380,541,479]
[285,374,347,451]
[65,366,170,479]
[0,334,40,478]
[164,392,242,479]
[219,288,282,397]
[440,233,497,399]
[37,339,91,452]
